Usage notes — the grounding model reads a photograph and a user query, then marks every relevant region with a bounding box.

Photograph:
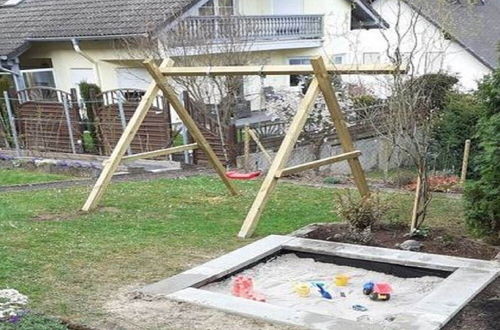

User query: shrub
[431,93,484,174]
[334,190,388,232]
[464,69,500,241]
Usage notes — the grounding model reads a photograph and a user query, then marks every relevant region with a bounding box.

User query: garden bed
[302,223,499,260]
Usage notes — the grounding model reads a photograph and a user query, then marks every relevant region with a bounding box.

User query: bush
[431,93,484,174]
[464,69,500,241]
[334,190,388,234]
[409,73,459,110]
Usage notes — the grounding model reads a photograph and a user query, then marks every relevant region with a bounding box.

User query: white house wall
[344,0,492,91]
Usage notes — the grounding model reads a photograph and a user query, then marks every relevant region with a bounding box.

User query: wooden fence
[90,89,173,155]
[15,88,81,153]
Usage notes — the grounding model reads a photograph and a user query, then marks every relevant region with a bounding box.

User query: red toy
[370,282,392,301]
[231,275,266,302]
[226,171,261,180]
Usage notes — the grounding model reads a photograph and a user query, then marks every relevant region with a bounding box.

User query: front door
[273,0,303,15]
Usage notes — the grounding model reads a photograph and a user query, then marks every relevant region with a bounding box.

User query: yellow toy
[334,274,350,286]
[293,283,311,297]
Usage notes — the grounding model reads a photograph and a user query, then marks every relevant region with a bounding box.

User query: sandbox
[141,236,500,329]
[203,253,445,326]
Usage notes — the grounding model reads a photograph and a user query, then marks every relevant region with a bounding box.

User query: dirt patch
[99,285,298,330]
[442,277,500,330]
[304,223,499,260]
[301,223,500,329]
[32,211,82,222]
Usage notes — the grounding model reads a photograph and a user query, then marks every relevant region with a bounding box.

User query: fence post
[62,94,77,154]
[244,124,250,171]
[117,96,132,156]
[182,91,193,164]
[3,91,21,157]
[460,139,471,184]
[227,123,237,167]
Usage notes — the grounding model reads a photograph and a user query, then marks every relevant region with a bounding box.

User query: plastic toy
[370,283,392,301]
[313,282,332,299]
[334,274,349,286]
[352,304,368,312]
[362,281,375,295]
[293,283,311,297]
[231,275,266,302]
[225,171,261,180]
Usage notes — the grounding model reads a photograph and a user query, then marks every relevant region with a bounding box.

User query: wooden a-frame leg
[143,60,238,196]
[238,79,321,238]
[82,59,174,212]
[311,56,370,197]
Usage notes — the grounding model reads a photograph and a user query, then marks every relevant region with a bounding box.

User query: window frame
[21,68,57,89]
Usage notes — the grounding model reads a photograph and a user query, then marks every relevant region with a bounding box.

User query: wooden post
[82,59,174,212]
[248,128,272,163]
[244,125,250,171]
[410,175,422,233]
[143,59,238,196]
[238,78,321,238]
[460,139,471,184]
[310,56,370,197]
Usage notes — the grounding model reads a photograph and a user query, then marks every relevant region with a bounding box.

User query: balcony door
[273,0,303,15]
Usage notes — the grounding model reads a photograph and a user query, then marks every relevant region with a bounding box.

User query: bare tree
[361,0,466,234]
[121,12,267,163]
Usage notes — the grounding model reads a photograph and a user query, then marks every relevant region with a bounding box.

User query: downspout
[71,38,103,87]
[0,63,17,75]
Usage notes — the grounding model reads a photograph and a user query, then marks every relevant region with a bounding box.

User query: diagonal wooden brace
[143,59,238,196]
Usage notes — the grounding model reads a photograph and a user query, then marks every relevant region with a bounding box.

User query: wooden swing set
[82,56,399,238]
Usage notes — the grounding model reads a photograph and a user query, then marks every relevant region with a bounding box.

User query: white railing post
[3,91,21,157]
[62,94,77,154]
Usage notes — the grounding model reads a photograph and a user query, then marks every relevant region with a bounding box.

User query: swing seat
[226,170,261,180]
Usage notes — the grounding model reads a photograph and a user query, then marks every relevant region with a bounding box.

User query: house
[345,0,498,91]
[1,0,497,103]
[0,0,386,99]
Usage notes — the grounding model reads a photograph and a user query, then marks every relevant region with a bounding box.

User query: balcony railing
[169,15,323,46]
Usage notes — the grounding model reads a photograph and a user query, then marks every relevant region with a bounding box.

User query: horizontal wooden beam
[276,150,361,177]
[161,64,405,76]
[121,143,198,162]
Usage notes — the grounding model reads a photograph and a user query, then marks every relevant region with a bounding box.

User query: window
[198,0,234,16]
[289,57,311,87]
[199,0,215,15]
[219,0,234,16]
[1,0,25,7]
[425,51,445,72]
[22,69,56,88]
[333,54,346,65]
[363,52,381,64]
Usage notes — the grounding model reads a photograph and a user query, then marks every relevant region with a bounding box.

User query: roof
[403,0,499,69]
[0,0,196,58]
[0,0,389,60]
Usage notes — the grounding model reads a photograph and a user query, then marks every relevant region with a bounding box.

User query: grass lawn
[0,169,71,186]
[0,175,465,326]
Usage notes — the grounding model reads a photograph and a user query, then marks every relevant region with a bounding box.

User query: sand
[202,254,444,325]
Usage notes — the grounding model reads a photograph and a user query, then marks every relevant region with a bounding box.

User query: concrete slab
[168,288,368,330]
[141,235,500,329]
[141,235,293,295]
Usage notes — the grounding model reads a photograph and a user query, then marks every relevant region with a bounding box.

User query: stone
[398,240,423,251]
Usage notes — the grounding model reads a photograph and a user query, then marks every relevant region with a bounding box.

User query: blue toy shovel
[313,282,332,300]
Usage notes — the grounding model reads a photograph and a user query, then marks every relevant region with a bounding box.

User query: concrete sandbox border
[140,235,500,329]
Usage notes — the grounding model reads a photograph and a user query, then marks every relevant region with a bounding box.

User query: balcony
[168,15,324,50]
